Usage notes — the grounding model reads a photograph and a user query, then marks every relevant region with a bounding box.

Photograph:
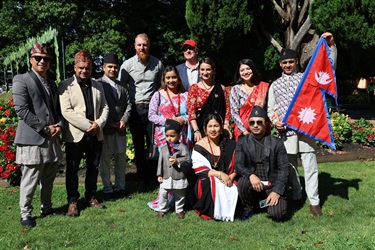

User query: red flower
[14,166,20,172]
[5,150,15,161]
[3,110,10,116]
[2,171,10,179]
[360,127,364,132]
[0,145,7,151]
[8,99,14,107]
[0,166,3,172]
[6,164,14,171]
[0,105,3,110]
[0,133,9,141]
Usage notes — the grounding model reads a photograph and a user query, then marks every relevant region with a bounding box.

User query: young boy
[157,119,189,219]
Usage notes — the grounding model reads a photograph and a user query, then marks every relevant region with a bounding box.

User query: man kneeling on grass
[235,106,289,221]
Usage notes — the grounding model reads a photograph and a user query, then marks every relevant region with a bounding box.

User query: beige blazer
[59,75,109,143]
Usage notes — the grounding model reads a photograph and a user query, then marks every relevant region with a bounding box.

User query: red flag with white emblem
[283,38,338,149]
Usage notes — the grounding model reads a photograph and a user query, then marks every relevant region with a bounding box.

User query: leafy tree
[311,0,375,78]
[0,0,188,80]
[185,0,375,82]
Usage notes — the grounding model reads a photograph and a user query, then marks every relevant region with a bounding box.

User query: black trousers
[129,107,156,189]
[65,134,102,202]
[237,176,287,219]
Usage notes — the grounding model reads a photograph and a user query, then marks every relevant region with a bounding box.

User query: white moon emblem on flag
[298,107,316,124]
[315,71,332,85]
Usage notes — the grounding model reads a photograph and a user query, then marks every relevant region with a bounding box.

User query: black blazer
[235,134,289,195]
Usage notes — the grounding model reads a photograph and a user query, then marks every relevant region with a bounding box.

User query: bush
[330,112,352,149]
[352,118,375,146]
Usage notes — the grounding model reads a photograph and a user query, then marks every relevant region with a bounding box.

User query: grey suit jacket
[235,134,289,196]
[97,76,132,136]
[12,70,63,146]
[157,143,189,180]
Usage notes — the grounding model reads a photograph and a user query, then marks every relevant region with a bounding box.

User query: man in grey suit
[97,53,131,201]
[13,43,63,228]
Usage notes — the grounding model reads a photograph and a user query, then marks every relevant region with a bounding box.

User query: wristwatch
[43,126,50,134]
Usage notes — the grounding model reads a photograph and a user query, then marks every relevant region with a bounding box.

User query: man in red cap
[176,39,201,90]
[59,49,109,217]
[13,43,64,227]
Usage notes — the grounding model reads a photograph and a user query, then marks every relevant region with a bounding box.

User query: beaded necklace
[207,138,221,168]
[166,89,180,117]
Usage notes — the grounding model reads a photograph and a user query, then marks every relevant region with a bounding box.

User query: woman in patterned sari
[230,59,269,141]
[192,114,237,221]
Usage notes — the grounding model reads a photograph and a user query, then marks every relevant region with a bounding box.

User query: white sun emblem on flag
[298,107,316,124]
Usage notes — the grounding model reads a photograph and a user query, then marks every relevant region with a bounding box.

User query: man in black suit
[97,53,131,201]
[235,106,289,221]
[13,43,64,228]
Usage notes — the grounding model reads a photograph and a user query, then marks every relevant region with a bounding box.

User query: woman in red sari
[187,58,231,143]
[230,59,269,141]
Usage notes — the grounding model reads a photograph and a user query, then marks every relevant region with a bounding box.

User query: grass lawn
[1,160,374,249]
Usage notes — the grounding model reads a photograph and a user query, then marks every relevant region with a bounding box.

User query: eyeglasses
[249,120,264,126]
[32,56,51,63]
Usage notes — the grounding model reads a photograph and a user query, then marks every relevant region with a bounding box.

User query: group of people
[12,31,337,227]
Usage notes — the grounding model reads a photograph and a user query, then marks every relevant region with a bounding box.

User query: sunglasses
[249,120,264,126]
[32,56,51,63]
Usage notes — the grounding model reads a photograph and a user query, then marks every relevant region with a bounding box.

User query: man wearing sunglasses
[267,33,337,216]
[235,106,289,221]
[176,39,201,90]
[13,43,64,228]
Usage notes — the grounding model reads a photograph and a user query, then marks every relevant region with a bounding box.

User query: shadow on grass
[318,172,362,207]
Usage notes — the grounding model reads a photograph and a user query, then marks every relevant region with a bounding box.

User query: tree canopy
[0,0,374,83]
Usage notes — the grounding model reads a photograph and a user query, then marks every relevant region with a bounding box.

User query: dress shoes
[67,201,79,218]
[103,192,116,202]
[87,198,106,209]
[240,210,253,221]
[310,205,323,216]
[20,217,36,228]
[157,212,165,218]
[176,211,185,219]
[116,189,131,199]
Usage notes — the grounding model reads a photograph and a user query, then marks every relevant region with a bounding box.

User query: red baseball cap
[182,39,197,48]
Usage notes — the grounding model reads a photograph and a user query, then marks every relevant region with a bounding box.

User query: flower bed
[0,98,21,186]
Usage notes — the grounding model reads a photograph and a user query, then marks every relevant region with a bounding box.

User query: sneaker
[103,192,116,202]
[67,201,79,218]
[40,207,66,217]
[20,217,36,228]
[116,189,131,199]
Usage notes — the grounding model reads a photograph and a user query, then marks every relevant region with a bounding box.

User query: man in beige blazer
[59,50,109,217]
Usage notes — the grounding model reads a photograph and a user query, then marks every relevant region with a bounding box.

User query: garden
[1,93,375,249]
